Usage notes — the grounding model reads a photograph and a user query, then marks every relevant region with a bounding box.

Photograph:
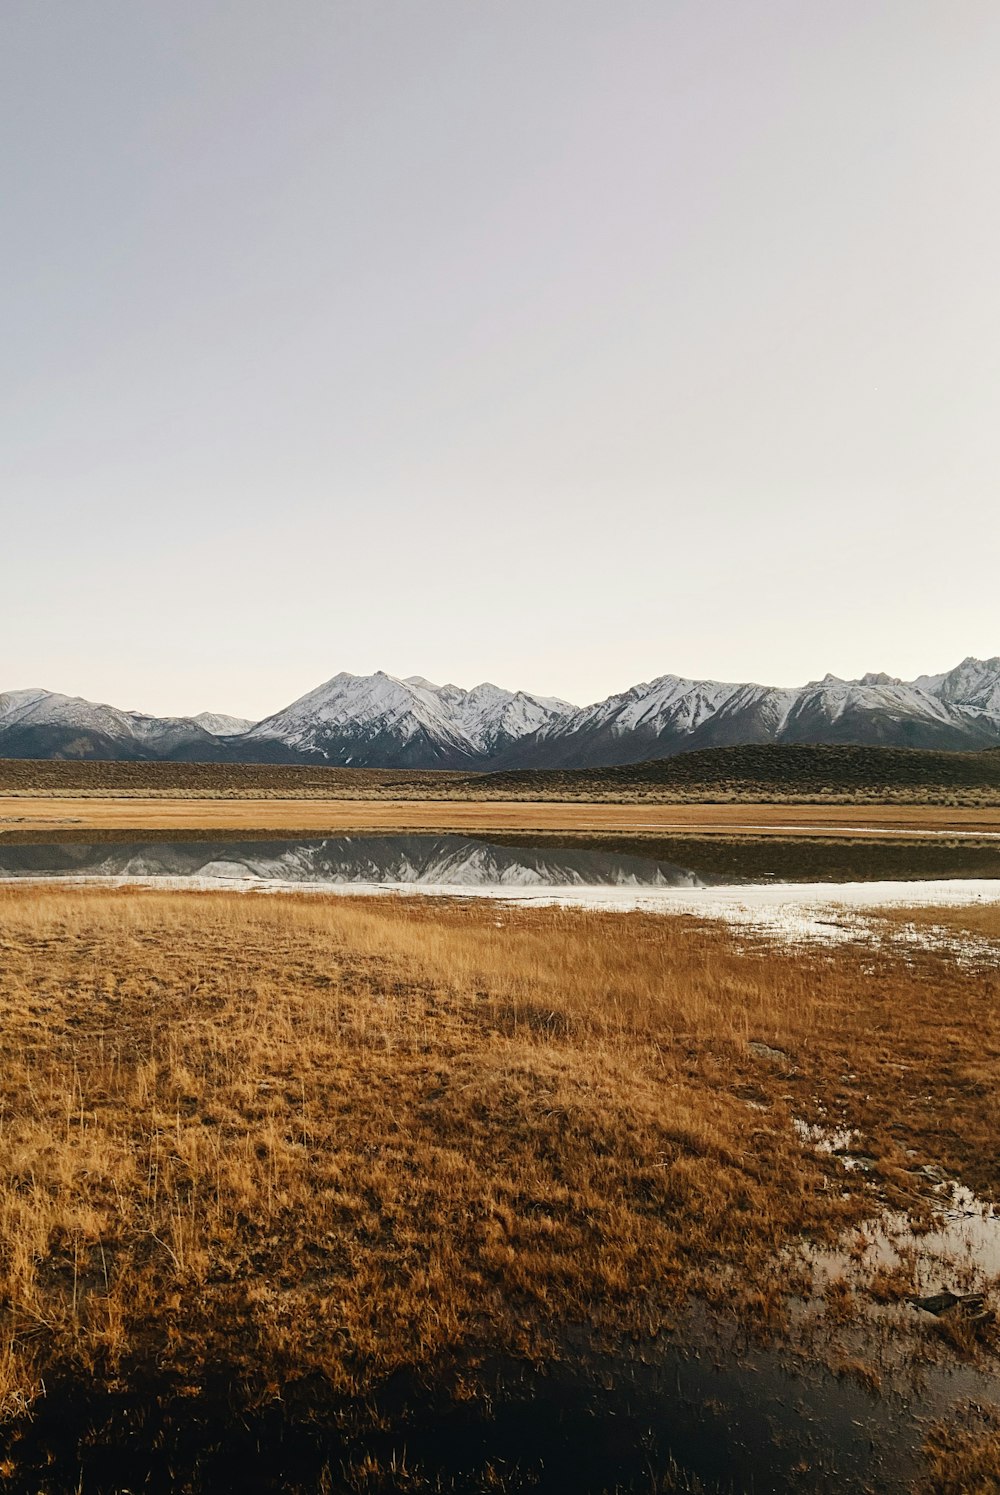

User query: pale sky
[2,1,998,719]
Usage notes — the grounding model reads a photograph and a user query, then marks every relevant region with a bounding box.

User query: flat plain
[2,793,1000,840]
[3,747,1000,843]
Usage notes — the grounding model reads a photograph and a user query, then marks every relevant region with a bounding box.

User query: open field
[3,743,1000,805]
[0,885,998,1489]
[4,793,1000,841]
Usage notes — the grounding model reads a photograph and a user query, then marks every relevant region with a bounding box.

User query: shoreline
[4,873,1000,951]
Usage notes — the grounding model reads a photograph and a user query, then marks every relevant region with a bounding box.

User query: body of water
[4,834,1000,943]
[3,831,1000,890]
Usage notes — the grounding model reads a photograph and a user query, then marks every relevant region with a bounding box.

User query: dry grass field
[0,885,998,1488]
[890,901,1000,941]
[3,793,1000,840]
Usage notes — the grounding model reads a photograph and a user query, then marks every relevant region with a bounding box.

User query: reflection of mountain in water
[0,837,728,890]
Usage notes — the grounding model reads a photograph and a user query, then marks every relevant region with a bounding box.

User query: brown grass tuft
[920,1401,1000,1493]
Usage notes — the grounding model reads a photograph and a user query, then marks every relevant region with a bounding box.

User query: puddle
[0,1307,984,1495]
[789,1119,1000,1368]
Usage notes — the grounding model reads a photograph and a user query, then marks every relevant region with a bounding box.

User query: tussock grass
[920,1402,1000,1493]
[0,885,997,1481]
[888,901,1000,941]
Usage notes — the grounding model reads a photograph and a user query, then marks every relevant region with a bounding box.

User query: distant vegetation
[486,742,1000,803]
[3,742,1000,804]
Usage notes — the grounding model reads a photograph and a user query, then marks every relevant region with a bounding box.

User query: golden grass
[919,1402,1000,1493]
[0,894,994,1368]
[0,885,998,1486]
[887,901,1000,941]
[3,794,1000,838]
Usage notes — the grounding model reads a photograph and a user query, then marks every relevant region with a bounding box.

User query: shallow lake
[1,830,1000,890]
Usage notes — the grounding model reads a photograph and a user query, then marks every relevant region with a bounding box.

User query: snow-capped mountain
[497,660,1000,769]
[192,711,254,737]
[241,672,575,768]
[0,689,248,761]
[439,680,574,754]
[2,657,999,768]
[493,675,797,770]
[914,656,1000,718]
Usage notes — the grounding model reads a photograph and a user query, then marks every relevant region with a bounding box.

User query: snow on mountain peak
[915,656,1000,716]
[451,681,575,752]
[193,712,255,737]
[3,657,1000,769]
[244,670,576,763]
[0,688,258,759]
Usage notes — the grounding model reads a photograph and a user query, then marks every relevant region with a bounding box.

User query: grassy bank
[0,888,998,1488]
[3,794,1000,839]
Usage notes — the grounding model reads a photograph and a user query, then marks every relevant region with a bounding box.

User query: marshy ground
[0,886,998,1490]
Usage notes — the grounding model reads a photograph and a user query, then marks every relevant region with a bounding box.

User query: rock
[908,1291,990,1320]
[748,1041,790,1064]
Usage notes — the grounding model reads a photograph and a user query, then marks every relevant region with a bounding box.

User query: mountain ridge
[2,657,999,769]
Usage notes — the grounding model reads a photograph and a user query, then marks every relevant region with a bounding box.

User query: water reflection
[0,836,731,889]
[1,833,998,890]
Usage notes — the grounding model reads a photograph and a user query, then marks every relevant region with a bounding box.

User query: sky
[2,1,999,719]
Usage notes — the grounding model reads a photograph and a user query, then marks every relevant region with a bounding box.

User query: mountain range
[2,657,1000,771]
